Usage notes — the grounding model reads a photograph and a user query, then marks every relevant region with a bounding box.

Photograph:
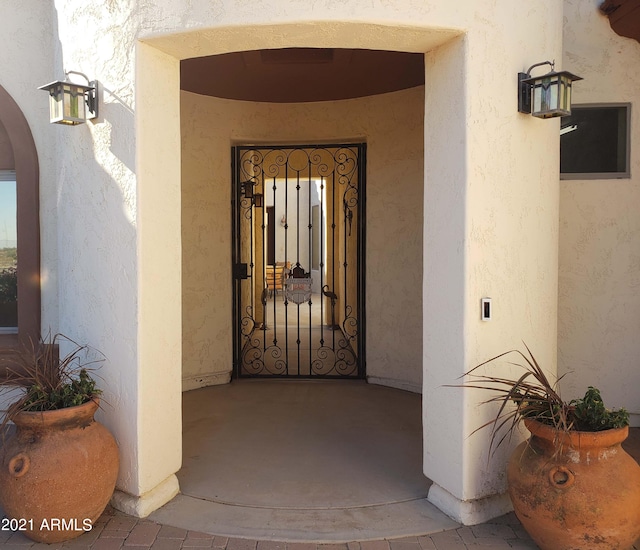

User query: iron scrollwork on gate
[232,144,366,378]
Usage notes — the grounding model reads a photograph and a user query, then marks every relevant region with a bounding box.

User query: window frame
[560,102,631,180]
[0,84,41,361]
[0,169,18,334]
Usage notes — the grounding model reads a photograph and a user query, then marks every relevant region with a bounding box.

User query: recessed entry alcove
[168,42,435,538]
[179,44,429,392]
[136,18,465,534]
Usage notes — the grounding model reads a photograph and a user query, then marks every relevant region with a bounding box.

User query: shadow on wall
[103,89,135,174]
[41,6,139,495]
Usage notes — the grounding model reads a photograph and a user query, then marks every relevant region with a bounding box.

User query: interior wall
[181,86,425,392]
[560,0,640,426]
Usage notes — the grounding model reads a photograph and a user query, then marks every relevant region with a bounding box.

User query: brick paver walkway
[0,507,540,550]
[1,506,639,549]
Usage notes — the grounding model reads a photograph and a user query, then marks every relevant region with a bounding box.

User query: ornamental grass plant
[0,333,103,435]
[452,344,629,456]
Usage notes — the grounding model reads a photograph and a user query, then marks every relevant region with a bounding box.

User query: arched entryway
[131,20,466,523]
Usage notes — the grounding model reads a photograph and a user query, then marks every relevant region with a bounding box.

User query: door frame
[231,143,367,379]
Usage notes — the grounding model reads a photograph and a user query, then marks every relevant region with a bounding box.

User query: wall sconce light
[518,61,582,118]
[38,71,99,125]
[241,181,263,207]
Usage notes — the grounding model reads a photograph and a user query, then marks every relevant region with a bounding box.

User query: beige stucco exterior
[560,0,640,427]
[0,0,636,527]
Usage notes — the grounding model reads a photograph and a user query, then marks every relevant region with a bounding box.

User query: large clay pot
[0,398,119,543]
[508,418,640,550]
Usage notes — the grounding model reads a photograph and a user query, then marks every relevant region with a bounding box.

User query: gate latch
[233,263,249,280]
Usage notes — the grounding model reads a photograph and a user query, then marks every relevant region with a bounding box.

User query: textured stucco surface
[0,3,58,331]
[0,0,582,524]
[51,1,143,498]
[423,1,563,520]
[181,87,425,393]
[561,0,640,425]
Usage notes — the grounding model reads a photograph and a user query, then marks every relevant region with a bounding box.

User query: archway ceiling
[180,48,425,102]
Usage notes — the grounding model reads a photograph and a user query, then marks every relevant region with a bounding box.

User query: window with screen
[560,104,630,179]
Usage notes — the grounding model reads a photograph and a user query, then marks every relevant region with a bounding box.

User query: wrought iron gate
[232,144,366,378]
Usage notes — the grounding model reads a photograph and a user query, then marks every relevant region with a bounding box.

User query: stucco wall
[0,1,173,507]
[181,87,425,393]
[0,2,58,332]
[1,0,568,522]
[560,0,640,426]
[48,1,150,503]
[423,3,563,522]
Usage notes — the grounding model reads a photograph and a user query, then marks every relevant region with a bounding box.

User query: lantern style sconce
[241,181,263,207]
[38,71,99,125]
[518,61,582,118]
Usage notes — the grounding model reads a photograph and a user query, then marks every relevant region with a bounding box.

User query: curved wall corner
[0,84,40,347]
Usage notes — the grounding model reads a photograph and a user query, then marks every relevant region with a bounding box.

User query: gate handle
[8,452,30,478]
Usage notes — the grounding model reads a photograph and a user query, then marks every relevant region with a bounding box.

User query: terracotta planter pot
[0,398,119,543]
[507,418,640,550]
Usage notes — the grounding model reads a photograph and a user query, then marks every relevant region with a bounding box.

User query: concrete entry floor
[150,380,459,542]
